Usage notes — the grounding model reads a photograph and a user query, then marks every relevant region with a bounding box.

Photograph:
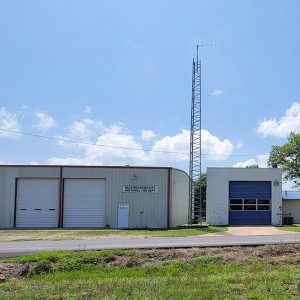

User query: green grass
[1,249,300,299]
[3,249,128,264]
[277,225,300,233]
[0,226,227,241]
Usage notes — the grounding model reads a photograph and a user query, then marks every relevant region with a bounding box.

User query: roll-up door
[229,181,271,225]
[63,179,105,227]
[15,179,59,228]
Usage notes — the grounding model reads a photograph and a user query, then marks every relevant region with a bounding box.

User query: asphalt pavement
[1,233,300,258]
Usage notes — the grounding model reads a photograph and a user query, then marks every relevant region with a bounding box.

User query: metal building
[206,168,282,226]
[0,165,189,229]
[282,191,300,223]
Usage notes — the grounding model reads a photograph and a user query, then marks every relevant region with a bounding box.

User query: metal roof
[282,191,300,200]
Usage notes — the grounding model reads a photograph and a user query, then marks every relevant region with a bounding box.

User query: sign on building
[122,185,158,193]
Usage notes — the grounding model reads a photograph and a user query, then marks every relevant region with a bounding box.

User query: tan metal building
[0,165,189,229]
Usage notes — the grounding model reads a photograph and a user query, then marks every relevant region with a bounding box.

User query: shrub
[32,260,53,275]
[58,258,81,272]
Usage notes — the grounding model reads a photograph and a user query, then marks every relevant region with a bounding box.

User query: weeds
[31,260,53,275]
[2,245,300,299]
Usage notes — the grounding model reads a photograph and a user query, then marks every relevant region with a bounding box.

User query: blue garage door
[229,181,271,225]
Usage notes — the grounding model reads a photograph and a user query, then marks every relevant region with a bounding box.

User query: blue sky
[0,0,300,187]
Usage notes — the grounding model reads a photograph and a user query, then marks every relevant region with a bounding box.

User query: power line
[0,128,190,154]
[0,127,270,157]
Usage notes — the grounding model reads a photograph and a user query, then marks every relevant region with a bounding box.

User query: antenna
[189,42,215,225]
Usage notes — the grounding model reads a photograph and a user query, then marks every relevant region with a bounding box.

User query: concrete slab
[227,226,291,236]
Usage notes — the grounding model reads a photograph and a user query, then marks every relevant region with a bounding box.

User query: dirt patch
[0,263,29,281]
[2,243,300,280]
[129,243,300,265]
[0,233,147,242]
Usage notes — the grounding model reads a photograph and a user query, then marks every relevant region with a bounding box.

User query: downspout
[58,166,63,228]
[167,168,172,228]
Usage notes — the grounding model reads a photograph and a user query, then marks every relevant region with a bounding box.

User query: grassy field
[0,226,227,241]
[2,245,300,299]
[277,225,300,233]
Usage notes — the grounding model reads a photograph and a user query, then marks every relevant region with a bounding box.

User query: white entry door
[118,203,129,228]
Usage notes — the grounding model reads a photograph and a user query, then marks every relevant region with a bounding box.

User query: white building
[282,191,300,223]
[0,165,189,229]
[206,168,282,225]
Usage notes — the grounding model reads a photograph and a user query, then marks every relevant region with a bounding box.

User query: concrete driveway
[227,226,288,236]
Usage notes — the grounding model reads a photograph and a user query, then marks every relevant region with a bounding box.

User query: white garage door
[63,179,106,227]
[16,179,59,228]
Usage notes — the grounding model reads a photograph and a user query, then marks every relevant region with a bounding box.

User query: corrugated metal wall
[0,166,186,229]
[0,167,18,228]
[63,167,168,228]
[0,167,59,228]
[170,169,189,227]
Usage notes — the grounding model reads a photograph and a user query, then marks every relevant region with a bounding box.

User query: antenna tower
[188,42,214,224]
[189,44,202,224]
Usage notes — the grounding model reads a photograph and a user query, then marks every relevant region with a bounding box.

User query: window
[230,199,243,210]
[244,199,256,205]
[244,205,256,210]
[230,205,243,210]
[229,199,270,211]
[258,199,269,205]
[257,205,270,211]
[230,199,242,205]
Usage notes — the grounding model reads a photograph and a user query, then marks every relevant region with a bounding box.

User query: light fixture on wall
[132,174,137,180]
[274,179,279,186]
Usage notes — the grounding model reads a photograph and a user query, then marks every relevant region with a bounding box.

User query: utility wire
[0,128,190,154]
[0,128,269,157]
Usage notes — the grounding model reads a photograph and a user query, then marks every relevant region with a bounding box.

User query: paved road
[1,233,300,258]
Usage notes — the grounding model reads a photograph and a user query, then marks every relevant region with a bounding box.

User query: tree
[268,132,300,188]
[246,164,259,168]
[193,173,207,221]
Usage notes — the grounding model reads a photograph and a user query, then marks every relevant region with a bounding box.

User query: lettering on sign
[122,185,158,193]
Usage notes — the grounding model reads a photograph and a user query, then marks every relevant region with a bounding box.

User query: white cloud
[0,107,21,139]
[212,89,223,97]
[84,106,92,114]
[150,129,234,162]
[32,112,56,131]
[0,161,21,164]
[48,116,234,166]
[49,121,149,166]
[67,119,97,140]
[84,123,149,165]
[257,102,300,137]
[150,129,189,162]
[56,118,103,148]
[47,156,89,165]
[257,154,269,167]
[140,130,156,141]
[233,154,269,168]
[201,130,234,160]
[233,159,258,168]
